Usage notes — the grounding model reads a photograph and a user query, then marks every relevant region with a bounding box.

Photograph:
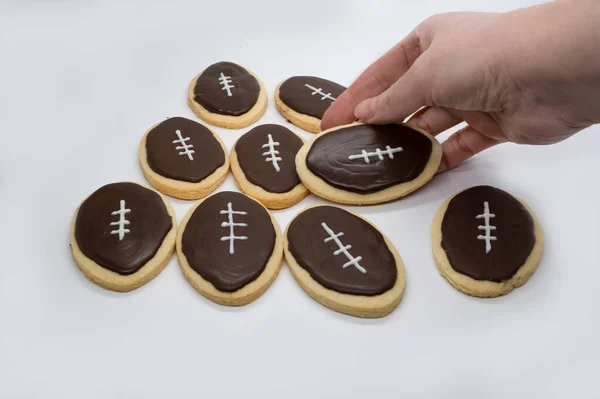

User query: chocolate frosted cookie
[176,191,283,306]
[432,186,544,297]
[296,123,442,205]
[188,61,267,129]
[230,124,309,209]
[139,117,229,200]
[70,182,177,292]
[284,205,405,318]
[275,76,346,133]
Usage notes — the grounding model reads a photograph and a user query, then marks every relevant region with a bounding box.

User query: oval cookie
[296,123,442,205]
[176,191,283,306]
[231,124,309,209]
[70,182,177,292]
[275,76,346,133]
[139,117,229,200]
[284,205,405,318]
[432,185,544,297]
[188,61,267,129]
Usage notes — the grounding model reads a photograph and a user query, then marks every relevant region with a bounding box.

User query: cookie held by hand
[176,191,283,306]
[188,61,267,129]
[139,117,229,200]
[296,123,442,205]
[230,124,309,209]
[284,205,405,318]
[275,76,346,133]
[70,182,177,292]
[432,185,544,297]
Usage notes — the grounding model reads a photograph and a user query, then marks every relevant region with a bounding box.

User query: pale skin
[321,0,600,172]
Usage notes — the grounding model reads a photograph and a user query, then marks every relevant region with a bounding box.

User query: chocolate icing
[74,183,172,275]
[235,124,303,193]
[441,186,536,282]
[287,206,397,296]
[193,62,260,116]
[145,117,226,183]
[279,76,346,119]
[306,124,433,194]
[181,191,276,292]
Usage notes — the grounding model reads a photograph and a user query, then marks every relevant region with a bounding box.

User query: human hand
[321,0,600,172]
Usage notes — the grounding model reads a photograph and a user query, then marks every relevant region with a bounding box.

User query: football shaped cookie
[284,205,406,318]
[432,186,544,298]
[176,191,283,306]
[275,76,346,133]
[139,117,229,200]
[70,182,177,292]
[188,61,267,129]
[296,122,442,205]
[230,124,309,209]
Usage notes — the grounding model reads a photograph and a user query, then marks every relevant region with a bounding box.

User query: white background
[1,1,599,398]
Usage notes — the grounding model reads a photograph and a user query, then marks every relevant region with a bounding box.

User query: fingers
[320,31,424,131]
[405,106,463,135]
[450,110,508,142]
[354,55,431,124]
[438,125,500,173]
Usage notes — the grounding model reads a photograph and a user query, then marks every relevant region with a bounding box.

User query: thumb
[354,58,431,124]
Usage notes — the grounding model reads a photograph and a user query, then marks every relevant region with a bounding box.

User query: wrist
[500,0,600,125]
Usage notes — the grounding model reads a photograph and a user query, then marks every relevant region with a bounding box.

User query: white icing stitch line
[261,134,282,172]
[321,222,367,274]
[172,130,195,161]
[110,200,131,241]
[304,84,336,101]
[220,202,248,255]
[348,146,403,164]
[476,201,497,254]
[218,72,235,97]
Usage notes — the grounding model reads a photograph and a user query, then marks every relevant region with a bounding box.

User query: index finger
[320,30,423,131]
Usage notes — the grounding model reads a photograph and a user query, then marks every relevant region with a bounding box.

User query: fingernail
[407,111,431,132]
[416,117,433,133]
[355,99,375,122]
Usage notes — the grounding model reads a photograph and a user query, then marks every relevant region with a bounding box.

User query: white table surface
[1,1,599,398]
